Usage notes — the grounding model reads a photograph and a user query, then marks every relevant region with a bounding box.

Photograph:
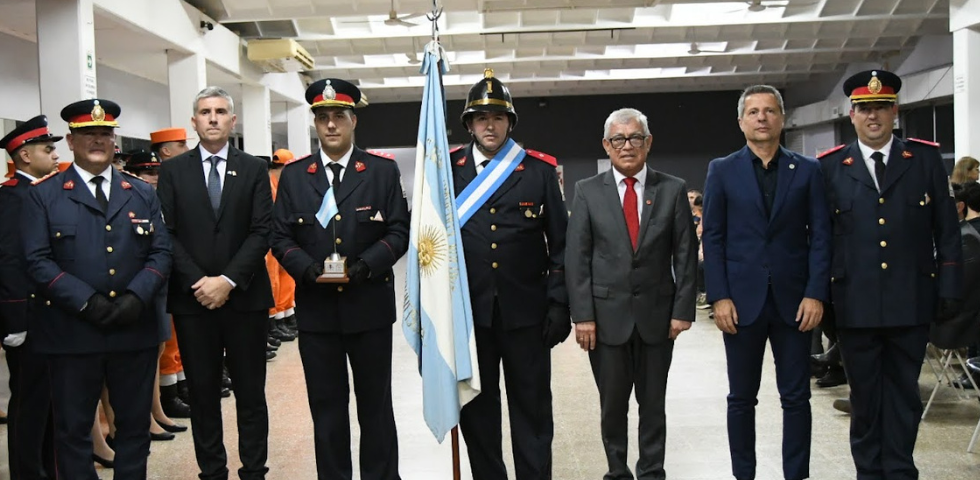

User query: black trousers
[5,339,55,480]
[459,301,553,480]
[589,328,674,480]
[837,325,929,480]
[174,309,269,480]
[723,291,812,480]
[48,347,157,480]
[298,328,399,480]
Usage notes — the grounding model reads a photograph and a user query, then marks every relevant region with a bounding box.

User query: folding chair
[922,345,980,421]
[967,357,980,454]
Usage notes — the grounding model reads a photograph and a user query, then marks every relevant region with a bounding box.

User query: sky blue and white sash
[455,138,526,226]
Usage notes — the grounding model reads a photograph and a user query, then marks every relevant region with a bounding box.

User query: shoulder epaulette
[120,170,148,183]
[1,178,18,187]
[817,144,846,159]
[284,154,313,168]
[908,138,940,148]
[31,170,58,185]
[525,149,558,167]
[365,149,395,160]
[450,145,465,154]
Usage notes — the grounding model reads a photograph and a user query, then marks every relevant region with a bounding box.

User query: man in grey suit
[567,108,698,480]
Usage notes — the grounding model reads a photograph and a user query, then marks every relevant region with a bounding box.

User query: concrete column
[242,84,271,157]
[953,27,980,160]
[167,50,207,131]
[287,103,312,158]
[36,0,96,136]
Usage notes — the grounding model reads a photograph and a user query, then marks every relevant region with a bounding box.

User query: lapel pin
[63,180,74,190]
[902,150,913,158]
[456,157,467,166]
[228,170,237,177]
[355,161,366,172]
[307,163,317,174]
[842,157,854,165]
[789,163,796,170]
[128,211,136,218]
[515,163,525,172]
[646,199,652,205]
[121,181,132,190]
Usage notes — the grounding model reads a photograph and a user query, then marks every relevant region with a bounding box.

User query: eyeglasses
[606,134,649,149]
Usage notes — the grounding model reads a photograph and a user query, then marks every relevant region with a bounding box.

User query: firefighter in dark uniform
[22,99,172,480]
[818,70,962,480]
[0,115,60,480]
[270,78,409,480]
[451,69,570,480]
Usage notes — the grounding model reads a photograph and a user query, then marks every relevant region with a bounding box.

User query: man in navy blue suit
[702,85,831,480]
[22,99,172,480]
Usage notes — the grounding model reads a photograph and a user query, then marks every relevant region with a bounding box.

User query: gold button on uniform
[919,201,925,206]
[55,232,61,238]
[335,238,342,245]
[879,198,885,204]
[109,269,116,275]
[931,273,936,278]
[109,291,117,298]
[337,286,344,292]
[881,263,888,270]
[335,214,342,221]
[880,241,887,247]
[878,218,885,225]
[491,243,498,249]
[45,300,51,306]
[491,225,497,231]
[492,262,499,269]
[835,209,840,214]
[298,218,304,224]
[106,246,113,253]
[105,225,112,232]
[490,208,496,214]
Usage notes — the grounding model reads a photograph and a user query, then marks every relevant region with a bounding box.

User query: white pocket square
[371,211,384,222]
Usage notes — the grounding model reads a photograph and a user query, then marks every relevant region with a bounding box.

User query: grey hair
[737,85,784,118]
[603,108,651,138]
[193,86,235,114]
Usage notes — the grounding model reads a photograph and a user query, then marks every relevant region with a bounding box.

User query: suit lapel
[844,144,877,191]
[105,170,133,221]
[769,148,798,223]
[734,147,766,218]
[186,147,214,220]
[307,152,330,199]
[65,168,102,213]
[216,149,241,220]
[601,169,633,252]
[452,145,477,194]
[880,138,911,195]
[636,166,658,249]
[334,149,365,206]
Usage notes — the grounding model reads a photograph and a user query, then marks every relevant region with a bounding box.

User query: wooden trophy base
[316,275,350,284]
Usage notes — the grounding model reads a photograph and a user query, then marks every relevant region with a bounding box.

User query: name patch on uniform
[519,202,534,207]
[356,205,372,212]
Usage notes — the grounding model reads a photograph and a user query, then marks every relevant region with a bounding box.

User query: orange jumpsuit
[267,175,296,317]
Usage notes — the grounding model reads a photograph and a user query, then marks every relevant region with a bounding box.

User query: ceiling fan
[342,0,425,27]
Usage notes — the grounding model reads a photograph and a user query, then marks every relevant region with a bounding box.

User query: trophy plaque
[317,252,349,284]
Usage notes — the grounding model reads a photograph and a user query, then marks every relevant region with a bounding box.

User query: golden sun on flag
[417,225,447,277]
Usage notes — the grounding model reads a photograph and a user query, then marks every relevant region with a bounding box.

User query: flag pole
[451,426,461,480]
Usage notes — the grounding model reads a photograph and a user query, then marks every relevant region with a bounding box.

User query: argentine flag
[402,41,481,443]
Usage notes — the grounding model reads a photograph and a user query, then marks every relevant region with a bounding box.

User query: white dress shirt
[473,147,490,175]
[612,166,647,221]
[321,145,353,184]
[858,137,894,192]
[72,163,114,202]
[199,143,230,190]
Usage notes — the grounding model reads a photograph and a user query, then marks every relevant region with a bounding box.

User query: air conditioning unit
[247,39,314,73]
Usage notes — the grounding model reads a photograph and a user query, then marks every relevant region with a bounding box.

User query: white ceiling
[0,0,951,105]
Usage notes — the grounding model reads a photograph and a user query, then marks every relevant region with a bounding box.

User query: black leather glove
[110,293,144,327]
[79,293,116,330]
[935,297,963,324]
[304,262,324,285]
[543,304,572,348]
[346,259,370,284]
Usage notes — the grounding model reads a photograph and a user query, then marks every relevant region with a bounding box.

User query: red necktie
[623,177,639,250]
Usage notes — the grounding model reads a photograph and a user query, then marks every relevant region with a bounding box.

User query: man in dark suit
[0,115,61,480]
[702,85,831,480]
[566,108,698,480]
[22,99,172,480]
[451,70,570,480]
[156,86,274,480]
[819,70,962,480]
[270,78,409,480]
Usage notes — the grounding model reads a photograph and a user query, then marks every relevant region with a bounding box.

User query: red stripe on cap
[69,114,116,124]
[312,93,354,105]
[5,127,50,153]
[850,86,896,97]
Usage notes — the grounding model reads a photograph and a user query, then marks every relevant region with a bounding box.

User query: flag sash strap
[454,138,526,226]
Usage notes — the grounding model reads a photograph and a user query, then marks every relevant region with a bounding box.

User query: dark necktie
[207,156,222,214]
[871,151,886,187]
[328,162,343,190]
[478,159,490,173]
[91,176,108,212]
[623,177,639,250]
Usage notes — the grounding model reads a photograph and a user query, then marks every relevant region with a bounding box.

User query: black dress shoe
[266,350,277,360]
[267,342,278,352]
[810,363,828,378]
[816,366,847,388]
[177,379,191,404]
[155,420,188,433]
[811,343,841,367]
[284,314,298,333]
[267,335,281,347]
[221,387,231,398]
[151,431,175,441]
[161,384,192,418]
[832,398,852,414]
[92,453,114,468]
[269,319,296,342]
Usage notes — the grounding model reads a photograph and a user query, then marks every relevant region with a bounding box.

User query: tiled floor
[2,259,979,479]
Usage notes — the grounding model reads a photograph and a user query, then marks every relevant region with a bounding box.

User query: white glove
[3,331,26,347]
